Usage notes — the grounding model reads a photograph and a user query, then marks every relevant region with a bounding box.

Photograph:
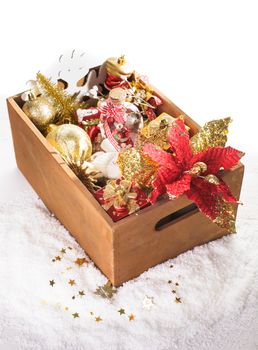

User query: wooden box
[7,89,244,286]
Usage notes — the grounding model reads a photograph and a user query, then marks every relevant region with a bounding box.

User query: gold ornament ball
[22,96,56,131]
[46,124,92,164]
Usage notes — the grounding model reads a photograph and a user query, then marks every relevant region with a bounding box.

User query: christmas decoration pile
[21,55,244,231]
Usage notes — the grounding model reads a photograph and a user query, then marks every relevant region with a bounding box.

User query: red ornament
[104,74,130,90]
[143,119,243,225]
[146,108,157,121]
[76,107,101,141]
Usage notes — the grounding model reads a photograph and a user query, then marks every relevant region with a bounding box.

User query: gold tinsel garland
[36,72,82,124]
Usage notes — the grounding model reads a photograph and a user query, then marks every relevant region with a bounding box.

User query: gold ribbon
[102,180,139,214]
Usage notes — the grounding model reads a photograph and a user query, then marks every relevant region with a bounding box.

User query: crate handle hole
[155,203,198,231]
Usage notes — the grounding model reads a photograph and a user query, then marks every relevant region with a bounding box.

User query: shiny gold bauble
[105,55,134,78]
[46,124,92,164]
[22,96,56,131]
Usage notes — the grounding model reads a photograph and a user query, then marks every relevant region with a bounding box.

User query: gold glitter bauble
[22,96,56,131]
[105,55,133,78]
[46,124,92,164]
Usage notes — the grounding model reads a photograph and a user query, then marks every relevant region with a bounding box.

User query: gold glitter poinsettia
[143,118,244,232]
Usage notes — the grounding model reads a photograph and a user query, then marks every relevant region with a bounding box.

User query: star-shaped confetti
[72,312,79,318]
[142,295,155,310]
[172,290,176,294]
[95,282,117,299]
[128,314,135,321]
[95,316,103,322]
[60,248,66,254]
[79,290,85,297]
[175,297,182,304]
[55,256,61,261]
[74,258,88,266]
[68,279,76,286]
[49,280,55,287]
[118,308,125,315]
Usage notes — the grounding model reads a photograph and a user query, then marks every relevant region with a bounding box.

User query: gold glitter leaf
[190,117,232,154]
[213,199,237,232]
[117,148,158,187]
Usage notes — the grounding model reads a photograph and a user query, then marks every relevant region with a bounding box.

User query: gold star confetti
[60,248,66,254]
[118,308,125,315]
[74,258,88,266]
[175,297,182,304]
[95,316,103,322]
[55,256,61,261]
[128,314,135,321]
[49,280,55,287]
[172,290,176,294]
[95,281,117,299]
[72,312,79,318]
[79,290,85,297]
[68,279,76,286]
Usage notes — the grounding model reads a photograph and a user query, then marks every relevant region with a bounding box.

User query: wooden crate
[7,90,244,286]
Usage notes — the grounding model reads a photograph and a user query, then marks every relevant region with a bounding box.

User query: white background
[0,0,258,200]
[0,2,258,349]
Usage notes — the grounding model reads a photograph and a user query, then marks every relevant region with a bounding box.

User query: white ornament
[43,49,107,97]
[85,151,119,179]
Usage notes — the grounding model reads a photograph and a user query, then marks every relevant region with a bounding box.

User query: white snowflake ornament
[43,49,107,97]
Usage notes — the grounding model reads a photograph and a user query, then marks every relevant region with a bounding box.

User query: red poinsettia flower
[143,119,243,227]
